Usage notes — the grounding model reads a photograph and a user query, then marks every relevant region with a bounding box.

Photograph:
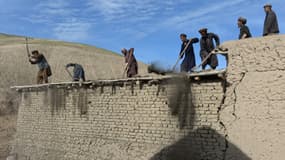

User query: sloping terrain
[0,33,148,84]
[0,33,148,159]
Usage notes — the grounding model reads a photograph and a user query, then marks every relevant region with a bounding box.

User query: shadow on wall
[167,77,195,129]
[150,127,251,160]
[156,77,251,160]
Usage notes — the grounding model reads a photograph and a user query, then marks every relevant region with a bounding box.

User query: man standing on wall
[238,17,252,39]
[29,50,52,84]
[65,63,86,82]
[121,48,138,78]
[179,33,199,72]
[198,28,220,70]
[263,4,279,36]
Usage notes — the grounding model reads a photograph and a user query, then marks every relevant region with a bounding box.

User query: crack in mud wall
[220,35,285,160]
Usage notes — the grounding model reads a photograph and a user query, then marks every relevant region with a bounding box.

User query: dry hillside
[0,33,148,159]
[0,33,149,112]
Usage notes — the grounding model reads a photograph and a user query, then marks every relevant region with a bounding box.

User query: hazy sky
[0,0,284,69]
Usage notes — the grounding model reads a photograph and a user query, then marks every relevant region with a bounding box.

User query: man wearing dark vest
[29,50,52,84]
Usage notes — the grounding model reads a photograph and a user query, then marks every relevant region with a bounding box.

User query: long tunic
[179,38,199,72]
[263,10,279,36]
[200,33,220,69]
[125,48,138,77]
[239,25,252,39]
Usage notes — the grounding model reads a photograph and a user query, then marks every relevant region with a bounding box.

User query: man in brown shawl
[121,48,138,78]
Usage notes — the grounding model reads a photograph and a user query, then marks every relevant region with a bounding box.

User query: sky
[0,0,284,70]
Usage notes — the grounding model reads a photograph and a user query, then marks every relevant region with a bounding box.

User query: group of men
[28,49,138,84]
[238,4,279,38]
[179,3,279,72]
[28,48,137,84]
[179,29,220,72]
[28,3,279,84]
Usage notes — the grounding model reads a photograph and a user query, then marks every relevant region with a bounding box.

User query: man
[121,48,138,78]
[238,17,252,39]
[66,63,85,81]
[179,33,199,72]
[198,28,219,70]
[263,4,279,36]
[29,50,52,84]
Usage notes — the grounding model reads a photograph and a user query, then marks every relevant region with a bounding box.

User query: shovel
[172,38,193,71]
[65,67,73,80]
[191,47,228,71]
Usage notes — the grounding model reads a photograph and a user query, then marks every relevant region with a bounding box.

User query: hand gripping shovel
[191,47,228,71]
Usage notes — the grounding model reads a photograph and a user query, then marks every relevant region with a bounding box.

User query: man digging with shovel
[172,34,199,72]
[191,28,228,73]
[26,38,52,84]
[65,63,86,82]
[178,33,199,73]
[198,28,220,70]
[121,48,138,78]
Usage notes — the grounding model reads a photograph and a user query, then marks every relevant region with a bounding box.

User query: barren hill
[0,33,149,110]
[0,33,148,159]
[0,33,148,83]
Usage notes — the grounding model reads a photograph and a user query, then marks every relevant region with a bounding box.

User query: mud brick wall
[221,35,285,160]
[11,76,227,160]
[10,35,285,160]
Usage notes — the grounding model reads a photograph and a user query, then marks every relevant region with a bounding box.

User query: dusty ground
[0,115,16,160]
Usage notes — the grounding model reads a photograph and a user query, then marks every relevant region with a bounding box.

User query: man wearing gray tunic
[198,28,220,70]
[66,63,85,82]
[263,4,279,36]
